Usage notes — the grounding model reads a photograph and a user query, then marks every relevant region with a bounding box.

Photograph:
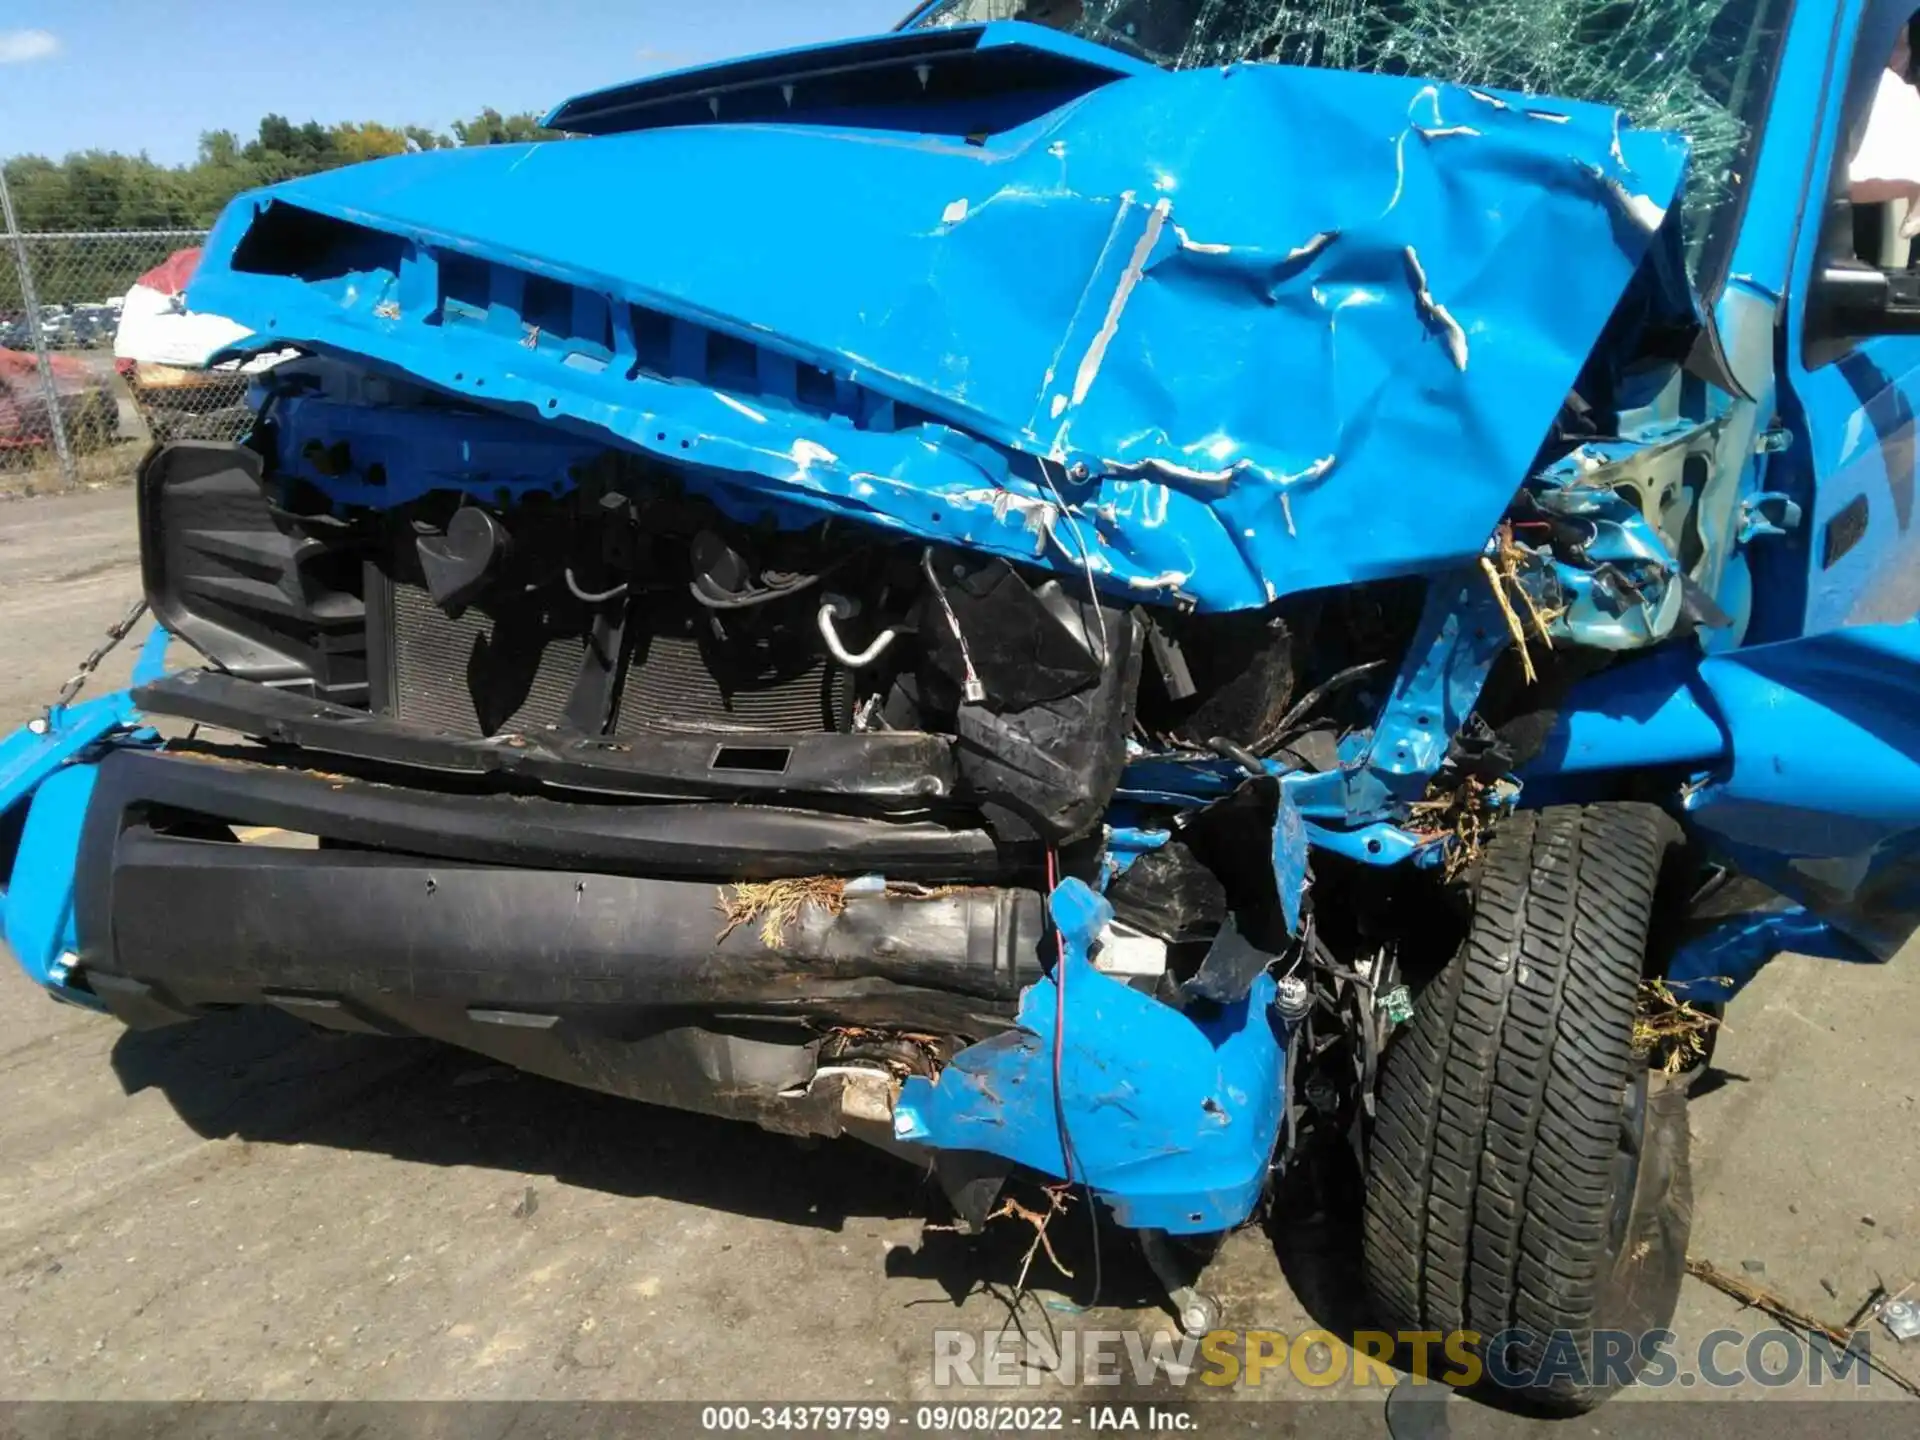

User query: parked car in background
[67,307,118,349]
[0,346,118,455]
[111,248,278,442]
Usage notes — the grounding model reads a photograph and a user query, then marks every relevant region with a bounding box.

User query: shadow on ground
[107,1004,1177,1318]
[1266,1137,1372,1339]
[113,1003,1747,1342]
[110,1006,925,1228]
[112,1002,1761,1425]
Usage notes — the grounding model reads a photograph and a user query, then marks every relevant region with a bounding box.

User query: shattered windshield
[909,0,1790,285]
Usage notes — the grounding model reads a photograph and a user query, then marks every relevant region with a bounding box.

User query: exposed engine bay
[119,270,1707,1228]
[107,33,1734,1239]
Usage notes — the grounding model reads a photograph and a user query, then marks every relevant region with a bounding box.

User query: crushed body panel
[893,879,1285,1234]
[187,25,1688,612]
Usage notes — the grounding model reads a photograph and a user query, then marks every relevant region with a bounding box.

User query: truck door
[1782,3,1920,631]
[1684,0,1920,958]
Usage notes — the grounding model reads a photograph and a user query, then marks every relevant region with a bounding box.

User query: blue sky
[1,1,918,165]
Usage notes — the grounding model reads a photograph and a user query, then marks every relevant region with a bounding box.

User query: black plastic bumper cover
[71,745,1045,1132]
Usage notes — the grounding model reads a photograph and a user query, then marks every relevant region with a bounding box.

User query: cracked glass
[909,0,1792,283]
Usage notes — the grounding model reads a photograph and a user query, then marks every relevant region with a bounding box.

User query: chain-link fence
[1,190,255,495]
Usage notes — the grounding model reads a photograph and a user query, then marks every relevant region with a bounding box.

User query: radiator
[380,565,847,738]
[387,580,588,738]
[615,614,850,734]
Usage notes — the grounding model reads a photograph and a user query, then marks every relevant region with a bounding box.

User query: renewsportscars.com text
[932,1326,1879,1392]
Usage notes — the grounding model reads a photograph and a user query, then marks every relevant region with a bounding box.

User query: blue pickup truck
[4,0,1916,1409]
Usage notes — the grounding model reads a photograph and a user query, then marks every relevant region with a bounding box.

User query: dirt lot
[1,488,1916,1430]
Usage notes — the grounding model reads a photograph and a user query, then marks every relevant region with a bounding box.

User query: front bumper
[82,750,1042,1024]
[2,674,1289,1234]
[57,742,1042,1133]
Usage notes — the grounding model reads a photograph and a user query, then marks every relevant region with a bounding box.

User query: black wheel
[1361,804,1693,1412]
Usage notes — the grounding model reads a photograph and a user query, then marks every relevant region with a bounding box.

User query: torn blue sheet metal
[1100,825,1170,888]
[0,686,144,1008]
[1308,820,1451,869]
[893,879,1284,1234]
[1358,568,1515,805]
[1115,756,1245,808]
[1524,481,1687,651]
[1274,565,1515,826]
[1,630,169,1005]
[1529,417,1730,651]
[1683,622,1920,960]
[187,23,1687,613]
[1523,646,1729,777]
[1519,628,1920,965]
[3,762,105,1006]
[0,686,139,826]
[130,626,172,689]
[1666,905,1874,1004]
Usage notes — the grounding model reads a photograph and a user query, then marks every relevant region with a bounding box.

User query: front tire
[1361,804,1693,1412]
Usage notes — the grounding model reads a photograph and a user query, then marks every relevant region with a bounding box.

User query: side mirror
[1811,258,1920,339]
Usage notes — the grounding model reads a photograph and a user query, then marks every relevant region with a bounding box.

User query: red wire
[1047,845,1103,1307]
[1046,847,1075,1185]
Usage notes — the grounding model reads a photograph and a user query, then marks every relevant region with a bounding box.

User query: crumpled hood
[189,22,1688,611]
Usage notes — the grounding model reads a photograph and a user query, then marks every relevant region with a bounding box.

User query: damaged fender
[0,627,171,1003]
[1533,622,1920,965]
[1684,621,1920,961]
[893,878,1284,1234]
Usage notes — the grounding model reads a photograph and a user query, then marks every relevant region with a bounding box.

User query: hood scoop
[544,21,1149,138]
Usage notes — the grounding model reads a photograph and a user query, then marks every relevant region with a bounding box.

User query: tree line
[3,109,562,233]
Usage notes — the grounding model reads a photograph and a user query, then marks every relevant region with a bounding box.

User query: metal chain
[46,598,149,718]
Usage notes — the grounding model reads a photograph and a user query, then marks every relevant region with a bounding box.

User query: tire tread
[1363,804,1677,1365]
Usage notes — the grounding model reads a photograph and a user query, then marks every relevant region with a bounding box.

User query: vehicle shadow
[110,1002,1747,1342]
[1264,1138,1373,1340]
[108,1005,926,1231]
[106,1002,1171,1315]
